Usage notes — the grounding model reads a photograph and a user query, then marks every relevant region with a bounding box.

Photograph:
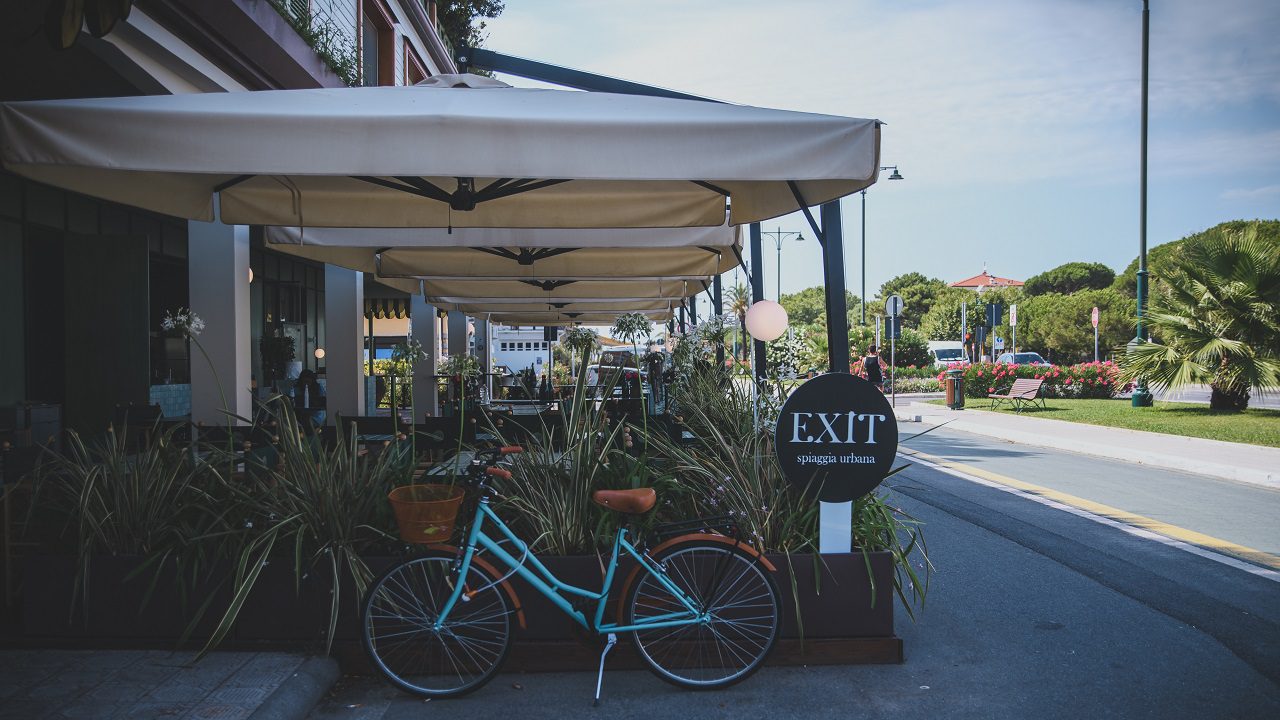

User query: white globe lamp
[745,300,789,342]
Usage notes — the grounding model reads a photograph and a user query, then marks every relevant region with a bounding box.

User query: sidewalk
[897,400,1280,490]
[0,649,337,720]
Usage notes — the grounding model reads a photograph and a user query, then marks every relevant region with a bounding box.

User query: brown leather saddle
[591,488,656,514]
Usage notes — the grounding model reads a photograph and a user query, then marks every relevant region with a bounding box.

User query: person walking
[863,345,884,392]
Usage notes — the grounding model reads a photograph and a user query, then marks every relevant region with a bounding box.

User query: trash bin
[945,369,965,410]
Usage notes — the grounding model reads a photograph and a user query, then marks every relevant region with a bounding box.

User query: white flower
[162,308,205,337]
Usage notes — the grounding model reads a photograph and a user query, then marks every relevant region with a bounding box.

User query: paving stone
[222,668,293,688]
[147,682,220,703]
[57,700,129,718]
[82,681,152,704]
[110,664,182,687]
[118,701,196,719]
[182,704,254,720]
[206,685,273,705]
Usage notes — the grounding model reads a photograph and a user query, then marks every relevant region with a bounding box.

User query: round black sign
[773,373,898,503]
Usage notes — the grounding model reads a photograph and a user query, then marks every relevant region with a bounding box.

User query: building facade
[1,0,456,436]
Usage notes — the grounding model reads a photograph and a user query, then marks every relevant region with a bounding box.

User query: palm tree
[727,282,751,360]
[1117,222,1280,410]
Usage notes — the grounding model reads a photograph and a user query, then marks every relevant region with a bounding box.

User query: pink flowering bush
[937,361,1123,399]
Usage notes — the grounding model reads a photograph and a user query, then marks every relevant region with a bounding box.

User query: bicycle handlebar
[499,446,524,455]
[485,467,512,480]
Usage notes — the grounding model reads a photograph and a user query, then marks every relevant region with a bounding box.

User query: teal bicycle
[361,446,781,700]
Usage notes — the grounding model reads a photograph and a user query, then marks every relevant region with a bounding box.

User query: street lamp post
[1130,0,1154,408]
[860,165,905,324]
[760,228,804,301]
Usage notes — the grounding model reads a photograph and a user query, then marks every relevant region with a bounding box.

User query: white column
[411,295,439,417]
[324,266,365,422]
[187,220,251,425]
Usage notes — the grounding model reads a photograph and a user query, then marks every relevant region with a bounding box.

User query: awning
[1,75,881,228]
[265,223,740,280]
[364,297,411,320]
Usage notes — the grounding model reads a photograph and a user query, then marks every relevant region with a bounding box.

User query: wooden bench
[989,378,1046,412]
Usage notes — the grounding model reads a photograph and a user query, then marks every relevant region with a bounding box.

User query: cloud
[1221,184,1280,201]
[486,0,1280,189]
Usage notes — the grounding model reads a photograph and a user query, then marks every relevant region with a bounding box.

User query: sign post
[960,301,968,362]
[774,373,899,552]
[885,295,904,407]
[1092,306,1100,362]
[1010,303,1018,355]
[985,303,1003,362]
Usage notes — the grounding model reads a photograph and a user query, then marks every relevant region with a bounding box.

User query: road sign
[885,294,904,318]
[1091,306,1100,328]
[994,336,1005,351]
[1010,304,1018,327]
[888,316,901,340]
[986,303,1003,328]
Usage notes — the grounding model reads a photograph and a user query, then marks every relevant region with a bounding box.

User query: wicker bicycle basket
[388,484,465,544]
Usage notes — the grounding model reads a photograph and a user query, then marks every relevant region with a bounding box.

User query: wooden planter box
[19,551,902,669]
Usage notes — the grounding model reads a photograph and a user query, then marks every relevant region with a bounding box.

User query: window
[361,0,395,87]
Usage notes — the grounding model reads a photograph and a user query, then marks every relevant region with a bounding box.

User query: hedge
[937,361,1124,399]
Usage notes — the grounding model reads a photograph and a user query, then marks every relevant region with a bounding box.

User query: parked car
[927,341,968,368]
[996,352,1050,366]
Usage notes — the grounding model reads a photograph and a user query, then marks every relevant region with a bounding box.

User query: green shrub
[943,361,1124,399]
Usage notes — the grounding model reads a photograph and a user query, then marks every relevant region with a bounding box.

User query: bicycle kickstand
[592,633,618,707]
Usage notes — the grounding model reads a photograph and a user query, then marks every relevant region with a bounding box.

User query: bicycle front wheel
[627,541,780,689]
[362,553,513,698]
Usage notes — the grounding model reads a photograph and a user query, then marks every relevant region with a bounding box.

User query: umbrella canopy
[482,309,674,326]
[264,224,740,280]
[1,75,881,228]
[422,278,701,304]
[437,299,676,315]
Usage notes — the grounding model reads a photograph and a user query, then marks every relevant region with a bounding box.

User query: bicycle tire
[362,552,513,698]
[626,541,780,689]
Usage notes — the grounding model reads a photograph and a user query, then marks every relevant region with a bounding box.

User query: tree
[919,286,1023,348]
[873,273,947,329]
[1118,222,1280,410]
[1017,289,1133,363]
[1024,262,1115,296]
[437,0,505,50]
[1112,220,1280,296]
[779,286,861,328]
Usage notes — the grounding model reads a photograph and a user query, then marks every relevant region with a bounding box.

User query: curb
[248,656,341,720]
[908,407,1279,490]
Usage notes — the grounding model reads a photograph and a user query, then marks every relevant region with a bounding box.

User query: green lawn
[928,398,1280,448]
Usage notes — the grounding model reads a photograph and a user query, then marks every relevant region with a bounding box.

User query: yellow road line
[898,446,1280,571]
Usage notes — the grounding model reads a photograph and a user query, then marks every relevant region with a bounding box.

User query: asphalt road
[901,427,1280,556]
[310,439,1280,719]
[1151,384,1280,410]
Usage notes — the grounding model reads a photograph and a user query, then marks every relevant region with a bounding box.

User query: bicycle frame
[433,496,708,634]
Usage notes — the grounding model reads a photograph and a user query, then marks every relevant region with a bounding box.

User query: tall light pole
[860,165,905,324]
[1129,0,1154,408]
[760,227,804,301]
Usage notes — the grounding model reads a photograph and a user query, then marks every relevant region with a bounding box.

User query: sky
[483,0,1280,320]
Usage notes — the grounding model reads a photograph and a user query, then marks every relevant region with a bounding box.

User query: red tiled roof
[950,271,1024,288]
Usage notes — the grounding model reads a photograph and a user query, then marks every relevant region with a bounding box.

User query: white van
[927,341,967,368]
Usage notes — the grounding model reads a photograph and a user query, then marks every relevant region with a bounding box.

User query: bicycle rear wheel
[362,553,513,698]
[627,541,780,689]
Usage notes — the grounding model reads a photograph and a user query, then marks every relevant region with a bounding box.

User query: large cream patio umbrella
[263,224,740,280]
[0,75,881,228]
